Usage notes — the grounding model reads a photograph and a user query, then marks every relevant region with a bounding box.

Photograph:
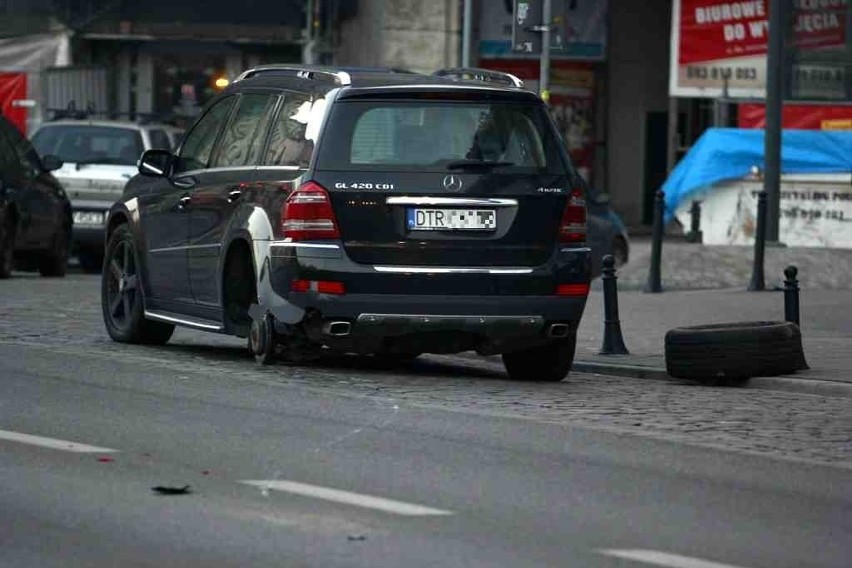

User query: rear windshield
[32,125,144,166]
[317,100,568,174]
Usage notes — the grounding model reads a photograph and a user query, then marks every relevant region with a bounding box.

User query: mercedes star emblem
[442,174,463,192]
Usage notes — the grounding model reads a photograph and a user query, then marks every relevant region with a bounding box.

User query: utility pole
[764,0,786,243]
[539,0,552,103]
[462,0,473,67]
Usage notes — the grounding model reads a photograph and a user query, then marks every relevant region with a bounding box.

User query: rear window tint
[318,100,567,174]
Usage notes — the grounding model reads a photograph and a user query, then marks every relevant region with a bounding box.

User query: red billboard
[671,0,849,98]
[0,73,28,134]
[738,102,852,129]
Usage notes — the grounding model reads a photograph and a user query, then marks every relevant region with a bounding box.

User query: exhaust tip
[548,323,570,339]
[325,321,351,337]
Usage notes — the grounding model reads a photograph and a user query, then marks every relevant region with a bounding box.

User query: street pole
[462,0,473,68]
[303,0,316,65]
[764,0,785,243]
[539,0,551,103]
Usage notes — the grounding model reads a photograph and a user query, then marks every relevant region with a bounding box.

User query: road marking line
[241,480,453,516]
[0,429,118,454]
[598,549,751,568]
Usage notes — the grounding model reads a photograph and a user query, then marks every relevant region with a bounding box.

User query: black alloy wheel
[101,224,174,344]
[105,237,139,332]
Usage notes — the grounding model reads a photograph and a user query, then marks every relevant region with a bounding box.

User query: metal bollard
[644,190,664,293]
[783,265,800,327]
[748,191,767,291]
[600,255,629,355]
[686,200,703,243]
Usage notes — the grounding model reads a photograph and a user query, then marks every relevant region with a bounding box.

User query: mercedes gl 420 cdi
[101,66,591,382]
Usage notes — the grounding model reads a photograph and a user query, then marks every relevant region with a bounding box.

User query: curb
[573,359,852,399]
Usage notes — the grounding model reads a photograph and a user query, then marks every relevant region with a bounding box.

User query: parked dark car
[101,66,592,382]
[0,115,72,278]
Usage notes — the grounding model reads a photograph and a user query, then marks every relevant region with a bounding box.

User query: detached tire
[665,321,808,385]
[502,334,576,382]
[101,224,174,345]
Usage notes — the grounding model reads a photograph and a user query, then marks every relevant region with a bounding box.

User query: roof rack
[234,65,352,86]
[432,67,524,88]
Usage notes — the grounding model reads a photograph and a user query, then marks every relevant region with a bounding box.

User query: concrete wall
[605,0,671,226]
[336,0,460,73]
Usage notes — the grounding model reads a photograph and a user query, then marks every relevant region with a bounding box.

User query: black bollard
[686,200,703,243]
[600,255,629,355]
[748,191,768,291]
[783,265,800,327]
[644,190,664,293]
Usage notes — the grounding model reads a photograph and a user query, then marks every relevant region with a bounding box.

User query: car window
[175,96,235,174]
[148,129,172,151]
[213,94,274,168]
[263,95,315,168]
[319,100,565,175]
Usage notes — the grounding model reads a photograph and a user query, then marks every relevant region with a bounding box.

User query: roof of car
[226,66,538,102]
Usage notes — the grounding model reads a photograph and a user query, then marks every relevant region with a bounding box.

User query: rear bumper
[261,241,590,355]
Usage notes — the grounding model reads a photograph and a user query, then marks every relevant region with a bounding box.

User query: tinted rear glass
[32,125,144,166]
[318,100,568,174]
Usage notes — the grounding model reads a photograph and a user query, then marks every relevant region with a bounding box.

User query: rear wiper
[445,159,515,170]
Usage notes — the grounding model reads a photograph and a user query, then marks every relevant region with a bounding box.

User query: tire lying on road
[665,321,809,385]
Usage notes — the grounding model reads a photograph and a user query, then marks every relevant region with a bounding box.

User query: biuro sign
[670,0,849,98]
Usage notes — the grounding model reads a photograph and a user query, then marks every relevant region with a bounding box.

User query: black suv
[101,66,591,382]
[0,115,71,279]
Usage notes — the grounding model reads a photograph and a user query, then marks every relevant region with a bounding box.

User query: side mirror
[138,149,173,177]
[41,154,63,172]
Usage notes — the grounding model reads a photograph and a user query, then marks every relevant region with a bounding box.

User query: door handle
[178,195,192,209]
[227,190,242,203]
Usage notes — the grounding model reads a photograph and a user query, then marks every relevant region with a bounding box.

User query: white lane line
[0,429,118,454]
[598,549,751,568]
[242,480,453,516]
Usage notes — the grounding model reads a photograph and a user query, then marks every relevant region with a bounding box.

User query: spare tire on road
[665,321,808,385]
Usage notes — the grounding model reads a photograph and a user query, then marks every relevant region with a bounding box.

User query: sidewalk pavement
[575,238,852,397]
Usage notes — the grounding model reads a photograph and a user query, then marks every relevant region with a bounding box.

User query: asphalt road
[1,271,850,567]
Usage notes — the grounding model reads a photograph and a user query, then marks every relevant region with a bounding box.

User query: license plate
[406,208,496,231]
[72,211,105,226]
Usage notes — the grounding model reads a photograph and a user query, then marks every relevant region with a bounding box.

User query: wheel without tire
[101,224,174,344]
[665,321,808,385]
[502,334,576,382]
[39,223,69,277]
[249,312,277,365]
[0,215,14,279]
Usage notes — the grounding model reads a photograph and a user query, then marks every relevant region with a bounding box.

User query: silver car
[31,119,175,272]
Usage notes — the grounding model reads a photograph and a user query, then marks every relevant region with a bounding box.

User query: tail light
[281,181,340,240]
[291,279,346,295]
[557,187,586,244]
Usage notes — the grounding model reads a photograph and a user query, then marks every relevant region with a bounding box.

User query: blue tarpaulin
[662,128,852,223]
